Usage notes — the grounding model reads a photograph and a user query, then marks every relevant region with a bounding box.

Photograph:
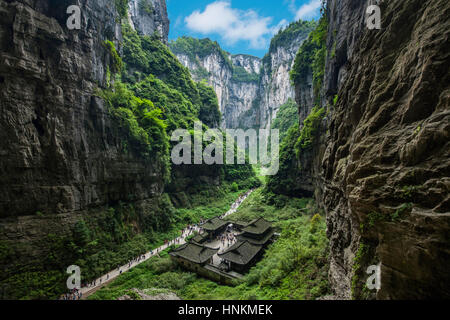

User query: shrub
[114,0,129,19]
[231,66,259,83]
[295,105,325,153]
[103,40,123,74]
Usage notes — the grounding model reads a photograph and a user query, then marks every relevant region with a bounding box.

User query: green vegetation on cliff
[169,36,233,70]
[170,36,260,84]
[295,105,325,153]
[262,20,317,74]
[266,126,301,196]
[114,0,129,18]
[268,20,317,54]
[231,66,260,83]
[196,80,222,128]
[270,98,299,143]
[290,14,328,102]
[122,25,201,106]
[138,0,154,15]
[99,82,171,178]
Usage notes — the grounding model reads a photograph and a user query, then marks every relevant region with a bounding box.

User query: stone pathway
[74,189,254,299]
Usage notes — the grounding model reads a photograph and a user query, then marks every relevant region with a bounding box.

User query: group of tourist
[218,232,237,251]
[83,275,107,289]
[127,254,146,268]
[182,223,203,237]
[60,288,82,300]
[165,237,183,247]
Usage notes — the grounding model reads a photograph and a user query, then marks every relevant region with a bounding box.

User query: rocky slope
[290,0,450,299]
[170,21,315,129]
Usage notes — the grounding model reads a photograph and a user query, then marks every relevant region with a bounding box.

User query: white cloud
[295,0,322,20]
[185,1,284,49]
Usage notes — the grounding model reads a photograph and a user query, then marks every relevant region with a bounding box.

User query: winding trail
[78,189,254,299]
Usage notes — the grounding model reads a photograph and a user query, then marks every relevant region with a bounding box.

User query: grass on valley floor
[89,188,330,300]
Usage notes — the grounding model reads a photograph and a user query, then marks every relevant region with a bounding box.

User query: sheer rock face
[258,32,308,129]
[128,0,169,44]
[296,0,450,299]
[0,0,165,259]
[175,50,260,129]
[173,34,309,129]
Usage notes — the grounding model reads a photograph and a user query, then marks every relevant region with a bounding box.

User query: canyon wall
[0,0,167,219]
[292,0,450,299]
[170,22,315,129]
[127,0,169,43]
[258,30,312,129]
[171,39,260,128]
[0,0,174,297]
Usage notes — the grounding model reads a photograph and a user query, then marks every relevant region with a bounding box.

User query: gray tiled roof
[238,229,275,245]
[170,242,219,264]
[191,232,208,243]
[241,218,272,235]
[217,241,263,265]
[202,217,228,231]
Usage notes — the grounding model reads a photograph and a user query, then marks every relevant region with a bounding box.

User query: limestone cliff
[0,0,166,219]
[291,0,450,299]
[0,0,170,299]
[127,0,169,43]
[258,26,315,129]
[170,21,315,129]
[171,37,260,128]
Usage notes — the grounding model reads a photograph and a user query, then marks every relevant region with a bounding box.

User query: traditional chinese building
[169,242,219,272]
[169,217,276,284]
[191,232,209,244]
[218,218,275,273]
[237,218,275,246]
[201,217,229,240]
[217,240,266,273]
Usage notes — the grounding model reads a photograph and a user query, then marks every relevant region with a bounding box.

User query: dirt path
[76,189,254,299]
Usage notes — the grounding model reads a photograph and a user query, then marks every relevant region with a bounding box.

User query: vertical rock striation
[293,0,450,299]
[127,0,169,43]
[0,0,166,219]
[0,0,167,287]
[258,30,312,128]
[171,38,260,129]
[170,22,315,129]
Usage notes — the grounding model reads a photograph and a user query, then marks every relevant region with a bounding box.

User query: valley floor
[89,189,331,300]
[79,190,255,299]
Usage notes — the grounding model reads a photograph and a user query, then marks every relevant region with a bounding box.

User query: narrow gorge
[0,0,448,301]
[169,20,315,130]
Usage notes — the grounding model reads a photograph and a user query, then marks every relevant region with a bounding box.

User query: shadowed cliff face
[0,0,166,219]
[319,0,450,299]
[0,1,175,298]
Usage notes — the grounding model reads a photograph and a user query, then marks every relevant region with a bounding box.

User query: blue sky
[166,0,322,57]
